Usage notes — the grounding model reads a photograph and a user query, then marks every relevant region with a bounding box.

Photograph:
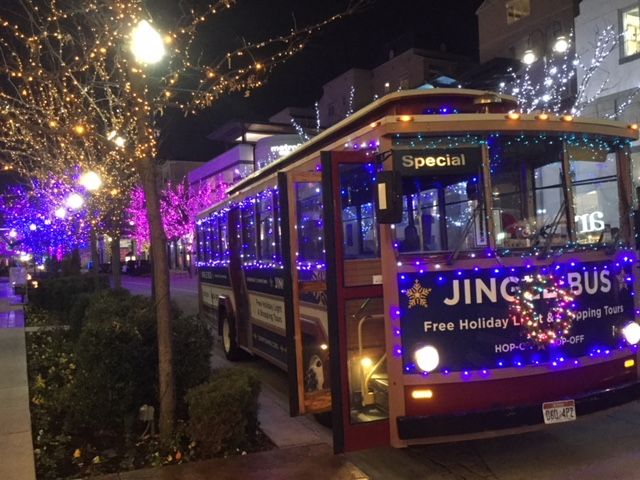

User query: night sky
[159,0,484,161]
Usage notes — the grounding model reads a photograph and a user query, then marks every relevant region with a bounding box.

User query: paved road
[121,274,199,316]
[123,274,640,480]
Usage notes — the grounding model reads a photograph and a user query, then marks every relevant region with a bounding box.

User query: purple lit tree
[0,181,92,262]
[126,180,214,263]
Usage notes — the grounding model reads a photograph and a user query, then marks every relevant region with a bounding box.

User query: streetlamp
[130,20,166,65]
[522,49,537,65]
[79,171,102,191]
[65,193,84,210]
[553,36,570,54]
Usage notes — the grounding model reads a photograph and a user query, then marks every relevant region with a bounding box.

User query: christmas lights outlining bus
[195,89,640,453]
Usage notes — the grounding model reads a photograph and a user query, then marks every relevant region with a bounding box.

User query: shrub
[65,290,212,436]
[186,368,260,457]
[26,327,76,480]
[27,288,215,477]
[29,273,109,315]
[65,290,157,437]
[173,314,212,417]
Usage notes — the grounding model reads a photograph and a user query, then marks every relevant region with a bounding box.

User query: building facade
[478,0,579,63]
[575,0,640,186]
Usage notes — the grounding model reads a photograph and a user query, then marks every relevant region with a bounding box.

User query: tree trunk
[138,154,175,443]
[90,228,100,289]
[111,233,122,289]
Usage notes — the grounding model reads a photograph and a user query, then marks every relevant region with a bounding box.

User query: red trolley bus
[196,89,640,452]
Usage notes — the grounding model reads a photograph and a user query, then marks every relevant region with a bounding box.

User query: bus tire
[221,314,242,361]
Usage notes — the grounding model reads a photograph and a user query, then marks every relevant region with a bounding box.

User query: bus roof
[196,88,638,219]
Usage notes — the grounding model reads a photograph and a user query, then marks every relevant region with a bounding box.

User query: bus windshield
[391,134,625,254]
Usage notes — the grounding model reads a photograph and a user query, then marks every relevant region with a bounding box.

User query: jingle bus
[195,89,640,452]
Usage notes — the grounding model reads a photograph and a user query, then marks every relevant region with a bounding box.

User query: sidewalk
[0,279,36,480]
[100,443,368,480]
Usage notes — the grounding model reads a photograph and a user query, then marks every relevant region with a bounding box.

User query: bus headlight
[622,322,640,345]
[414,345,439,372]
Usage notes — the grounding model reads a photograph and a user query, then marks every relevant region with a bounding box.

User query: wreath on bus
[509,272,576,348]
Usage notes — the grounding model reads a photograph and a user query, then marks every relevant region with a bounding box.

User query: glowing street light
[522,49,537,65]
[65,193,84,210]
[553,36,569,54]
[131,20,166,65]
[79,171,102,191]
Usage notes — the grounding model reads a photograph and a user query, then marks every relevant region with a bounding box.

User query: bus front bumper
[397,380,640,440]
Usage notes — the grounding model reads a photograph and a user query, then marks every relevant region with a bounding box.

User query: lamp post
[78,171,104,284]
[129,18,176,442]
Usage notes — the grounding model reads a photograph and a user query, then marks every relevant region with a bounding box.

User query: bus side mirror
[375,171,403,224]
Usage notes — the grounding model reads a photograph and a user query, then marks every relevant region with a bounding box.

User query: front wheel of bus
[221,315,241,361]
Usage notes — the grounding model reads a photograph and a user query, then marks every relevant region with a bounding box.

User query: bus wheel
[221,315,241,361]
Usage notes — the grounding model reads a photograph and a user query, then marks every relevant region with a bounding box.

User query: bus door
[321,151,390,453]
[278,171,331,418]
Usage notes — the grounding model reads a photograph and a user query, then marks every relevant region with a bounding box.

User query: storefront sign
[398,260,634,372]
[392,147,482,176]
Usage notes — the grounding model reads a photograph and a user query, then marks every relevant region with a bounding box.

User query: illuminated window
[241,202,257,262]
[621,6,640,59]
[506,0,530,25]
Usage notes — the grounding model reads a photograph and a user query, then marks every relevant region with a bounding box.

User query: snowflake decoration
[407,279,432,309]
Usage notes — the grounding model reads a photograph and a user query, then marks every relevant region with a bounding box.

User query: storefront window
[622,6,640,59]
[506,0,530,25]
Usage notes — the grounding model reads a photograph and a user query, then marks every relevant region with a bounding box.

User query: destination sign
[392,147,482,176]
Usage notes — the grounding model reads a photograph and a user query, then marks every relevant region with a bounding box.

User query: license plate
[542,400,576,424]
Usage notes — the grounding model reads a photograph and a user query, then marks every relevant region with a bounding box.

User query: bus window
[273,190,282,262]
[209,215,220,262]
[296,183,324,265]
[219,210,230,262]
[339,163,379,259]
[241,201,257,263]
[490,137,566,248]
[203,218,212,263]
[258,191,277,262]
[568,144,620,244]
[395,175,486,253]
[445,178,486,250]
